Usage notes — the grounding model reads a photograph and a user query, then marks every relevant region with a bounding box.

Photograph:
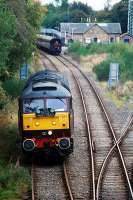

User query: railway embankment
[0,55,41,200]
[0,94,31,200]
[69,42,133,109]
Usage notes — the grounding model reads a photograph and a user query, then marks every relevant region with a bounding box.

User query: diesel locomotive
[18,70,73,157]
[36,34,62,55]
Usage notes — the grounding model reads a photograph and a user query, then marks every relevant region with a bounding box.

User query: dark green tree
[70,1,94,16]
[110,1,128,33]
[0,1,16,72]
[43,0,94,27]
[5,0,45,71]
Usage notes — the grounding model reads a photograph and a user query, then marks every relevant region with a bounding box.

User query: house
[120,33,133,45]
[60,23,122,44]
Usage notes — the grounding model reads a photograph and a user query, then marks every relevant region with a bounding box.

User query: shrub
[0,84,8,109]
[70,42,133,82]
[0,165,30,200]
[93,59,110,81]
[2,79,26,99]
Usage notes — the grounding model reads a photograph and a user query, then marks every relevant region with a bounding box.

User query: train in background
[36,28,65,55]
[37,34,62,55]
[40,28,65,45]
[18,70,74,157]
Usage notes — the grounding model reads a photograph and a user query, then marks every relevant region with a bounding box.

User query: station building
[60,23,122,44]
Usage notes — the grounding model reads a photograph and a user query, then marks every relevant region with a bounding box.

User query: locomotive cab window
[46,98,67,112]
[23,99,44,113]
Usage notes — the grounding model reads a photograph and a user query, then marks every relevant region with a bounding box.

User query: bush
[0,110,30,200]
[0,84,8,109]
[70,42,133,82]
[93,59,110,81]
[0,165,30,200]
[2,79,26,99]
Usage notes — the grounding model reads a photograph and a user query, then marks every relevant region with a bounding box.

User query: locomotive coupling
[23,139,35,152]
[58,138,70,150]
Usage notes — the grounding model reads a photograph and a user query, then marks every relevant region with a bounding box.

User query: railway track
[55,54,133,199]
[32,52,93,199]
[57,54,133,199]
[31,51,133,200]
[31,52,74,200]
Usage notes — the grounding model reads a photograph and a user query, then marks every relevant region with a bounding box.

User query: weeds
[0,165,30,200]
[0,99,30,200]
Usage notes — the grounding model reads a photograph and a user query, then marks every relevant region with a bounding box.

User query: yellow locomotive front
[18,70,73,156]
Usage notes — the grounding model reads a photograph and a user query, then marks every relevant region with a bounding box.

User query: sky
[39,0,121,10]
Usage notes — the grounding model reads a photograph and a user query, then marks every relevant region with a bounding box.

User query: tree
[43,0,94,27]
[110,1,128,33]
[69,9,88,22]
[61,0,68,11]
[5,0,46,71]
[70,1,94,16]
[96,10,112,22]
[0,0,46,79]
[0,1,16,72]
[104,0,112,11]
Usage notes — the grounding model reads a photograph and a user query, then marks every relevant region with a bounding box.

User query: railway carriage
[18,70,73,157]
[36,34,62,55]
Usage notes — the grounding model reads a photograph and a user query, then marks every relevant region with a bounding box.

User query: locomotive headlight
[48,130,53,135]
[35,122,40,126]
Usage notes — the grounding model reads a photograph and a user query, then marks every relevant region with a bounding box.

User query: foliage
[94,58,110,81]
[43,0,95,28]
[96,10,112,22]
[0,84,8,109]
[0,166,30,200]
[0,2,16,71]
[0,0,46,79]
[110,1,128,33]
[2,78,26,99]
[69,41,88,55]
[6,0,45,71]
[70,2,94,16]
[70,42,133,82]
[93,44,133,82]
[43,0,128,32]
[0,114,30,200]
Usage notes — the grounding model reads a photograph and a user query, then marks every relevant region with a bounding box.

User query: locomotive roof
[20,70,71,99]
[37,34,61,42]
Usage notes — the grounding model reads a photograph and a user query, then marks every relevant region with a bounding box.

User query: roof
[60,23,122,34]
[21,70,71,99]
[40,28,62,39]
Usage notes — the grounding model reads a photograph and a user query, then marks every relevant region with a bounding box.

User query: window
[23,99,44,113]
[94,38,97,43]
[110,37,114,43]
[23,98,68,114]
[46,98,67,111]
[85,38,91,44]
